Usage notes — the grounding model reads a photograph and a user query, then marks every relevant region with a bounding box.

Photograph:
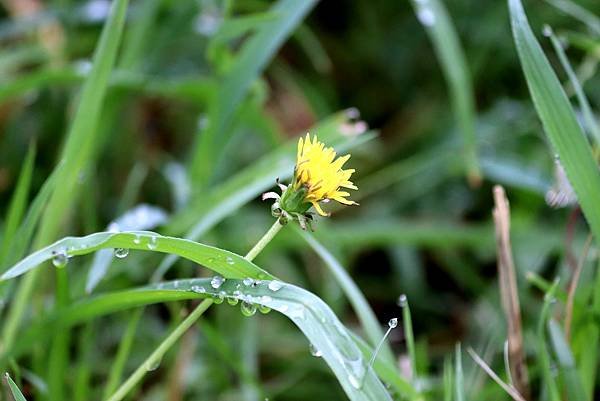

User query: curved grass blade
[86,205,169,293]
[509,0,600,241]
[0,231,273,281]
[9,279,393,401]
[4,373,27,401]
[409,0,481,185]
[298,229,395,365]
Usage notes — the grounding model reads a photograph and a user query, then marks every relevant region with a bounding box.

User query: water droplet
[206,257,215,264]
[260,295,272,304]
[243,277,255,286]
[146,358,161,371]
[276,304,288,313]
[542,24,553,37]
[133,235,141,245]
[213,292,225,304]
[388,318,398,329]
[52,250,68,268]
[397,294,408,307]
[240,301,257,317]
[114,248,129,259]
[258,304,271,314]
[309,343,323,357]
[225,256,234,265]
[416,7,436,26]
[147,236,158,250]
[268,280,283,292]
[211,275,225,289]
[190,286,206,294]
[227,296,239,306]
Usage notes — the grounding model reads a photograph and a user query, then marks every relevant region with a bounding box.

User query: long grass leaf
[299,230,394,365]
[547,27,600,145]
[190,0,317,186]
[508,0,600,241]
[548,319,587,401]
[0,143,35,268]
[0,231,274,282]
[409,0,481,185]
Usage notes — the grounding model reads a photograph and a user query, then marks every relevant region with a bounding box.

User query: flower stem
[105,218,285,401]
[244,218,284,262]
[106,298,213,401]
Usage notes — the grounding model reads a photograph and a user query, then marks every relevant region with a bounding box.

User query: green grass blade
[351,333,418,399]
[508,0,600,241]
[455,343,464,401]
[409,0,481,185]
[190,0,317,186]
[102,309,143,399]
[35,0,129,244]
[86,205,169,293]
[545,0,600,36]
[547,27,600,145]
[399,295,418,384]
[0,142,35,268]
[4,372,27,401]
[299,229,395,365]
[0,68,215,105]
[4,279,394,401]
[0,231,274,281]
[536,279,561,401]
[548,319,587,401]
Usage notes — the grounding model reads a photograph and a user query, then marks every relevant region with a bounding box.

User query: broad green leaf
[0,231,273,282]
[509,0,600,241]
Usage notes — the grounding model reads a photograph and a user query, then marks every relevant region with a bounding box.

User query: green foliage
[0,0,600,400]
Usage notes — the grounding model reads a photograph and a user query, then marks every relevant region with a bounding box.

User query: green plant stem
[105,299,214,401]
[244,219,284,262]
[105,218,285,401]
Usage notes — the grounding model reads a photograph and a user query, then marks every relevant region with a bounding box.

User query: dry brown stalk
[492,185,530,400]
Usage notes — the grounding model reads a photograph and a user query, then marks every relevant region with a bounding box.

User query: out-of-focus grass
[0,0,599,400]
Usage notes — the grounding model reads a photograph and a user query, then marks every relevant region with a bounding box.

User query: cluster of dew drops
[187,275,285,318]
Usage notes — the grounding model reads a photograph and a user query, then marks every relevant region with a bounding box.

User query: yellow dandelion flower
[262,133,358,229]
[292,133,358,216]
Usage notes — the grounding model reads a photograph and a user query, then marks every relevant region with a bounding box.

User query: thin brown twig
[467,347,527,401]
[564,233,593,341]
[492,185,530,400]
